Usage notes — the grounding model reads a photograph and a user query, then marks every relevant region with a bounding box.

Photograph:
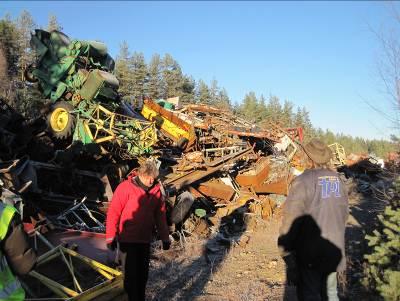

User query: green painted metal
[29,30,118,104]
[28,29,157,158]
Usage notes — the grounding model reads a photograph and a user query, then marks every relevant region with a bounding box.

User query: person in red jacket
[106,160,170,301]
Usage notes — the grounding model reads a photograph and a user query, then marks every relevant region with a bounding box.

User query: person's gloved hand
[107,239,117,251]
[162,240,171,250]
[283,254,298,286]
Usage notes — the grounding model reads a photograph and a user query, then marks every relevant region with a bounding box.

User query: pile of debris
[0,29,310,300]
[4,28,397,301]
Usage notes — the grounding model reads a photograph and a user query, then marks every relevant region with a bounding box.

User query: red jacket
[106,174,169,244]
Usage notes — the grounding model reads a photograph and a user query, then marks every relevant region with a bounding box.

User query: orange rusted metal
[253,177,289,195]
[248,197,276,220]
[192,181,236,203]
[236,157,270,187]
[226,129,280,142]
[186,104,226,114]
[165,147,254,193]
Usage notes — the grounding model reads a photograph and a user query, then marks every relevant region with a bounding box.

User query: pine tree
[115,41,134,102]
[161,53,183,99]
[239,92,258,122]
[180,75,195,104]
[0,16,19,78]
[0,47,7,97]
[0,16,19,102]
[282,100,294,127]
[209,79,219,105]
[15,10,42,117]
[47,14,62,32]
[129,51,147,100]
[294,107,304,128]
[216,87,230,110]
[363,179,400,300]
[146,53,162,100]
[256,94,267,123]
[266,95,282,124]
[16,10,35,76]
[301,106,315,138]
[196,79,211,104]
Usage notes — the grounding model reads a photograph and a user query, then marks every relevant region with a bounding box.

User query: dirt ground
[110,178,386,301]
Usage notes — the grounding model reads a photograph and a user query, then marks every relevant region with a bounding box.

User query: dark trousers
[296,267,329,301]
[120,243,151,301]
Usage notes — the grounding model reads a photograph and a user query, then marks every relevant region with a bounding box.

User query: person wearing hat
[278,138,349,301]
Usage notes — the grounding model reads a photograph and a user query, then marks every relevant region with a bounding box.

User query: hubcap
[50,108,69,132]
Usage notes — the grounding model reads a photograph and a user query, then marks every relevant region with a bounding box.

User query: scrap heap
[0,29,310,300]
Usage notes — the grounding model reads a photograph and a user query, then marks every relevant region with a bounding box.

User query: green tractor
[26,29,157,158]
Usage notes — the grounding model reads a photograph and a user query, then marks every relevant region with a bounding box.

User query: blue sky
[1,1,398,140]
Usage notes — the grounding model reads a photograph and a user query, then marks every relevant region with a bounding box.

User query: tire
[170,191,194,224]
[176,137,189,150]
[47,101,76,139]
[24,64,38,83]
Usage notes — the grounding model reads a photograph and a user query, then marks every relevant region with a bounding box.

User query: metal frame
[25,245,123,301]
[328,143,346,166]
[52,197,105,232]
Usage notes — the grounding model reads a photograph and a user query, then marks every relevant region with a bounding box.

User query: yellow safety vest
[0,203,25,301]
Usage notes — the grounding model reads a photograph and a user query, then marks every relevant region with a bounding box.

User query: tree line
[0,11,397,158]
[233,91,397,157]
[114,42,231,110]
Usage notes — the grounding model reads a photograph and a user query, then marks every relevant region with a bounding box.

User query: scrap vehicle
[26,29,157,159]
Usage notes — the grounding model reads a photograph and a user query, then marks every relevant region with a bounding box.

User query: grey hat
[303,138,332,164]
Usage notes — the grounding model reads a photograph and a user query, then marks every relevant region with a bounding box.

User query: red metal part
[45,229,115,264]
[285,127,304,142]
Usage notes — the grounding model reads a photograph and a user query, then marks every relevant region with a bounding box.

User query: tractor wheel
[47,101,76,139]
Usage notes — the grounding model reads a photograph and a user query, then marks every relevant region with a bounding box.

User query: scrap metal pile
[0,29,308,300]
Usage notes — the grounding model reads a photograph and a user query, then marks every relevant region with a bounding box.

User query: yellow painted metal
[328,143,346,166]
[50,107,69,132]
[26,245,124,301]
[71,276,123,301]
[62,246,122,277]
[29,270,79,297]
[141,104,189,141]
[80,104,157,158]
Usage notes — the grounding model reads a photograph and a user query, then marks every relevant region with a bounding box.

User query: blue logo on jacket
[318,176,341,198]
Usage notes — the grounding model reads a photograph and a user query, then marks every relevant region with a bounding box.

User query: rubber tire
[24,64,38,83]
[47,101,76,140]
[170,191,194,224]
[176,137,189,150]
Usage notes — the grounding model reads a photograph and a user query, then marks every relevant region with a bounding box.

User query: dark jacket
[278,168,349,272]
[2,213,37,276]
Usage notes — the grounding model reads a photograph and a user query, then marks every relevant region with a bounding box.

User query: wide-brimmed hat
[303,138,332,164]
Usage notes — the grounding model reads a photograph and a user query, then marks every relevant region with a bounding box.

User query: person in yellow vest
[0,201,37,300]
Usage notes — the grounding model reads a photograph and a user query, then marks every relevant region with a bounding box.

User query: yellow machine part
[50,107,70,132]
[141,104,190,142]
[329,142,346,166]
